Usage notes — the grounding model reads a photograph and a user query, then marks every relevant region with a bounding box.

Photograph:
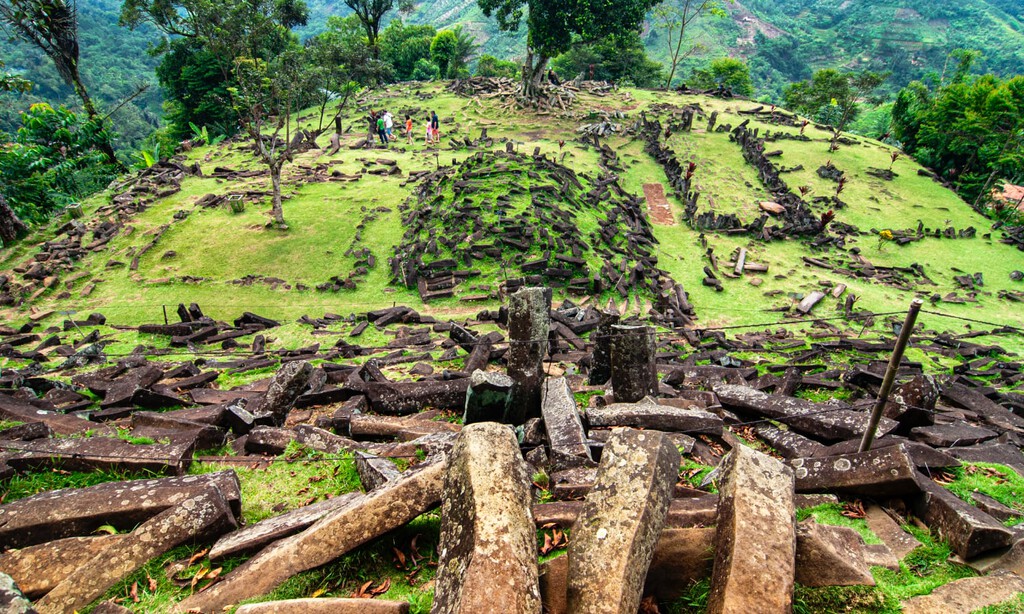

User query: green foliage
[155,39,237,141]
[379,18,436,81]
[0,102,119,224]
[343,0,413,49]
[938,462,1024,524]
[550,31,664,87]
[891,70,1024,203]
[430,29,459,79]
[410,58,441,81]
[689,57,754,97]
[0,59,32,94]
[475,53,518,78]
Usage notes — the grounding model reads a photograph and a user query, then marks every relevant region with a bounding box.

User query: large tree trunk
[0,194,28,245]
[269,163,286,229]
[521,47,550,102]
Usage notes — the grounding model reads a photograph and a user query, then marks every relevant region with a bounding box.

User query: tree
[477,0,661,100]
[430,30,458,79]
[0,0,122,168]
[652,0,728,88]
[783,67,889,149]
[305,18,386,134]
[550,31,663,87]
[892,74,1024,203]
[690,57,753,96]
[0,59,32,94]
[343,0,413,55]
[476,54,519,78]
[379,18,436,81]
[156,39,237,140]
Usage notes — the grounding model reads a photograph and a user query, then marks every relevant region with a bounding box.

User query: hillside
[2,81,1022,340]
[2,83,1024,613]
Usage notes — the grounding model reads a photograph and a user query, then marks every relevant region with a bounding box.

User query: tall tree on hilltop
[478,0,661,100]
[653,0,729,89]
[0,0,123,169]
[343,0,413,55]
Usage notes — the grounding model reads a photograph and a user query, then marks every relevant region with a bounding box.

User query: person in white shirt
[384,111,394,139]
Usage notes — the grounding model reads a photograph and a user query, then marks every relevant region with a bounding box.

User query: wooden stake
[858,299,923,452]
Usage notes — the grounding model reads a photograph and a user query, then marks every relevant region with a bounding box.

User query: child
[425,116,433,146]
[405,115,414,144]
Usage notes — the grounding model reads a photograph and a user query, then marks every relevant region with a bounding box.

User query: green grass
[189,443,363,525]
[796,503,883,545]
[939,462,1024,526]
[1,466,160,503]
[0,420,25,431]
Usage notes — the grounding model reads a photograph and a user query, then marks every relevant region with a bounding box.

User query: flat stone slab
[567,428,679,614]
[433,422,540,614]
[794,519,874,587]
[914,474,1014,560]
[36,485,237,614]
[708,445,796,614]
[0,535,123,599]
[910,423,998,447]
[790,444,920,496]
[209,493,362,560]
[235,599,410,613]
[901,570,1024,613]
[540,377,593,471]
[586,396,723,435]
[2,436,194,475]
[716,384,897,442]
[176,460,445,613]
[0,470,240,549]
[864,505,922,559]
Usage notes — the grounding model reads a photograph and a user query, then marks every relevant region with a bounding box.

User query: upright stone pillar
[609,325,657,403]
[432,423,540,614]
[506,287,550,424]
[588,311,620,386]
[566,428,679,613]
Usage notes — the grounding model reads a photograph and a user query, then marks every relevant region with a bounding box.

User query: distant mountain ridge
[2,0,1022,133]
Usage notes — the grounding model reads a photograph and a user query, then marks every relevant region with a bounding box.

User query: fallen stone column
[566,428,679,613]
[261,360,313,425]
[913,473,1013,560]
[236,598,410,613]
[541,377,593,471]
[36,485,237,614]
[175,460,445,613]
[609,325,657,403]
[365,378,471,415]
[791,444,920,496]
[432,423,540,613]
[707,445,795,614]
[0,470,240,549]
[587,397,723,435]
[0,535,123,599]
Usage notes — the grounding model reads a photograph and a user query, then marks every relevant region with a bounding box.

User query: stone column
[609,325,657,403]
[587,311,620,386]
[506,287,550,424]
[432,423,540,614]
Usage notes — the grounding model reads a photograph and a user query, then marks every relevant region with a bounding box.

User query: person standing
[405,115,414,144]
[430,111,439,144]
[384,110,394,140]
[424,115,433,146]
[377,113,388,147]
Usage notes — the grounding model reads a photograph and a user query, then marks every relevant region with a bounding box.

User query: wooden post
[858,299,923,452]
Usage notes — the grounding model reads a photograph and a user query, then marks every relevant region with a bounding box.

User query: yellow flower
[879,230,894,241]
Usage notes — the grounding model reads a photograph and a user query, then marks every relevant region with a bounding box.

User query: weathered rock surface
[790,444,920,496]
[432,423,540,614]
[587,396,723,435]
[175,460,445,613]
[609,325,657,403]
[235,599,410,613]
[506,287,550,424]
[209,493,362,560]
[567,428,679,614]
[0,470,241,549]
[708,445,795,614]
[262,360,313,424]
[0,572,36,614]
[913,474,1014,560]
[463,369,512,424]
[794,519,874,587]
[901,570,1024,613]
[643,527,717,601]
[716,384,897,442]
[36,485,237,614]
[1,436,194,476]
[540,377,593,471]
[864,504,921,559]
[0,535,123,599]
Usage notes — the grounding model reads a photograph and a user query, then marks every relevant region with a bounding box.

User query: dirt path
[643,183,676,225]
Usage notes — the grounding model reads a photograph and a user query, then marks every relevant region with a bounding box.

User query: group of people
[368,109,441,148]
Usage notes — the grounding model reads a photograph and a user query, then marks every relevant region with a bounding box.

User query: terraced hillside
[1,81,1021,345]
